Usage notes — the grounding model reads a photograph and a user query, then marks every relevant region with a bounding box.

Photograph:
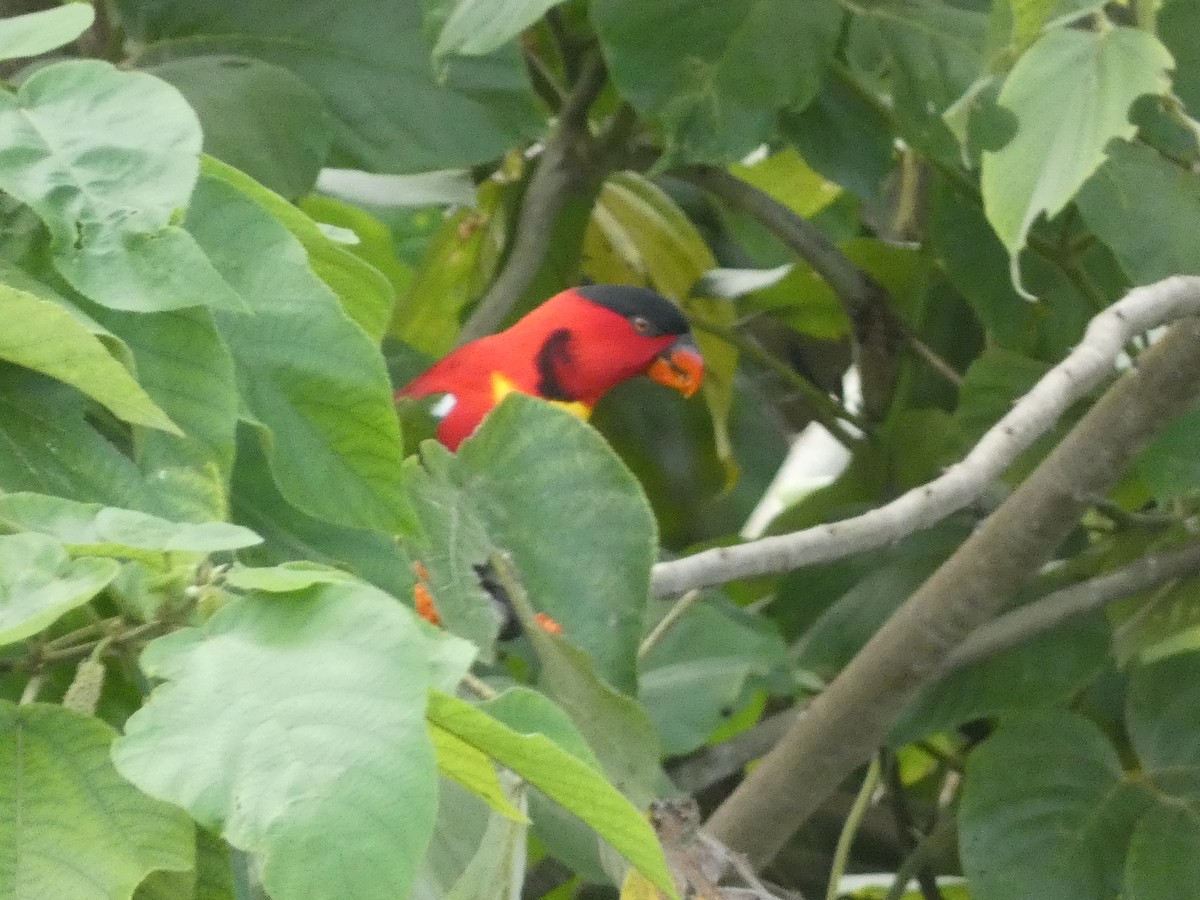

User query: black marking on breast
[535,328,575,400]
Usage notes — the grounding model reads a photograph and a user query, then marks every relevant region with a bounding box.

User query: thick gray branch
[703,287,1200,867]
[653,276,1200,597]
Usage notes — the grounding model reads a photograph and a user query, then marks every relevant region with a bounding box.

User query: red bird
[397,284,704,450]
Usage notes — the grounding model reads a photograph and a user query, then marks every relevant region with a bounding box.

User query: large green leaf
[0,61,244,313]
[408,395,657,692]
[87,303,239,523]
[0,5,94,61]
[120,0,541,173]
[0,703,193,900]
[592,0,842,162]
[980,27,1172,276]
[149,55,333,200]
[201,156,396,345]
[0,492,260,557]
[0,283,179,435]
[0,532,118,646]
[112,582,438,900]
[184,175,411,533]
[959,713,1152,900]
[1077,140,1200,285]
[427,690,678,898]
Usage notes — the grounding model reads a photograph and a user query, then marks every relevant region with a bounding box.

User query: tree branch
[677,165,922,419]
[456,52,607,344]
[939,538,1200,674]
[652,276,1200,598]
[703,286,1200,867]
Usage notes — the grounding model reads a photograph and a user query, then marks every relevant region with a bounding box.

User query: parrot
[397,283,704,635]
[396,283,704,450]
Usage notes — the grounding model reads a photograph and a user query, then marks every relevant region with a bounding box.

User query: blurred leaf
[693,263,793,300]
[427,690,678,898]
[981,28,1172,276]
[955,348,1052,442]
[398,181,503,355]
[592,0,842,162]
[0,61,244,313]
[0,283,179,435]
[729,148,843,220]
[203,156,395,345]
[407,395,657,692]
[149,55,333,199]
[185,175,411,533]
[1077,140,1200,285]
[959,712,1152,900]
[113,582,438,900]
[1125,804,1200,900]
[846,0,986,166]
[122,0,542,173]
[429,0,562,62]
[890,606,1109,746]
[0,5,94,61]
[0,702,193,900]
[0,532,118,647]
[639,594,789,756]
[1126,651,1200,789]
[0,492,260,557]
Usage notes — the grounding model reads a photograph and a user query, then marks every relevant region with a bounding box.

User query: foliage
[0,1,1199,899]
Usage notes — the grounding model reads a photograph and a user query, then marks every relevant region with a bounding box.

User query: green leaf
[112,582,438,900]
[0,492,260,556]
[959,712,1152,900]
[1125,804,1200,900]
[639,595,789,756]
[430,0,562,61]
[430,724,528,823]
[729,148,843,220]
[86,304,239,523]
[185,175,411,533]
[0,371,152,508]
[0,283,180,435]
[0,60,245,313]
[203,156,395,344]
[149,55,333,200]
[0,4,95,61]
[0,532,118,647]
[422,395,657,692]
[1077,140,1200,285]
[0,702,193,900]
[592,0,842,162]
[427,690,678,899]
[122,0,541,173]
[981,28,1173,277]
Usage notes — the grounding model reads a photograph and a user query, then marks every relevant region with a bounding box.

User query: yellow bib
[491,372,591,420]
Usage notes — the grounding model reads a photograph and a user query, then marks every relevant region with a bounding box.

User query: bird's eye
[631,315,653,335]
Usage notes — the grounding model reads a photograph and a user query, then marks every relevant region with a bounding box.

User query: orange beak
[647,335,704,398]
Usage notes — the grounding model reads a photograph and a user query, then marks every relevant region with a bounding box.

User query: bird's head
[511,284,705,406]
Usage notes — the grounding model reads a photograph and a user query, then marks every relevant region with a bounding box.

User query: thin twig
[825,755,882,900]
[940,539,1200,674]
[638,589,703,661]
[457,52,608,343]
[690,316,867,448]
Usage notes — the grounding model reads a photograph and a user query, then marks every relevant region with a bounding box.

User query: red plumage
[397,285,703,449]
